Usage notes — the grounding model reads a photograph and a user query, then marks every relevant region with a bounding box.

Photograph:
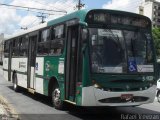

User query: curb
[0,95,19,120]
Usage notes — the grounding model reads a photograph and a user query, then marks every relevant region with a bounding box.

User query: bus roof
[47,9,88,26]
[5,23,47,40]
[5,9,150,41]
[5,10,88,41]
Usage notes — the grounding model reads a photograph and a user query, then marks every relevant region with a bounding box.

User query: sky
[0,0,159,37]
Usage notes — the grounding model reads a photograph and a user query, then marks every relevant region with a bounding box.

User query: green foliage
[152,27,160,57]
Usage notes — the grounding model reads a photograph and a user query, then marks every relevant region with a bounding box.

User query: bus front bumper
[81,85,156,106]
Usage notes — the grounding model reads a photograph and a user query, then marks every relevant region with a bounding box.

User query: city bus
[3,9,158,109]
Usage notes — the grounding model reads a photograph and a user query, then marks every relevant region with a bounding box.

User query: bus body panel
[30,67,35,88]
[3,58,8,70]
[35,77,44,94]
[81,85,156,106]
[17,73,27,88]
[3,70,8,81]
[3,58,8,81]
[12,58,28,88]
[35,57,44,94]
[43,56,65,96]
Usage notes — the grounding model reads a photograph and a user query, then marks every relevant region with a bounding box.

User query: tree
[152,27,160,57]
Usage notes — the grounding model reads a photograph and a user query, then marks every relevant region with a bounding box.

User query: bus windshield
[89,28,154,73]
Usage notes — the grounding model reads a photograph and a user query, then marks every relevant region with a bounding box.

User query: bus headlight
[146,76,154,81]
[94,83,100,88]
[92,80,103,89]
[93,83,103,90]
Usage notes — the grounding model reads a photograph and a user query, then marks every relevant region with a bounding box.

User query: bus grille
[98,96,149,103]
[102,85,151,92]
[104,79,152,92]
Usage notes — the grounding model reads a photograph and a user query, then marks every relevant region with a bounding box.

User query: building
[139,0,160,27]
[0,33,4,41]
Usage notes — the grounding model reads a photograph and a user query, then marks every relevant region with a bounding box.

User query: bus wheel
[157,91,160,103]
[52,87,64,110]
[13,73,19,92]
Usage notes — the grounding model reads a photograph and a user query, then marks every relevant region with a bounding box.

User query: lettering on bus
[19,62,26,68]
[4,60,7,64]
[58,61,64,74]
[35,63,38,70]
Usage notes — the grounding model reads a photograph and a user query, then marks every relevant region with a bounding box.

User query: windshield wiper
[106,29,120,45]
[140,31,148,61]
[130,38,136,57]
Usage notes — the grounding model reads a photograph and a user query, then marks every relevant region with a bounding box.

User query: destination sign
[86,10,150,28]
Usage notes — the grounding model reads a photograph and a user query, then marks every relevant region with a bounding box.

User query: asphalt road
[0,68,160,120]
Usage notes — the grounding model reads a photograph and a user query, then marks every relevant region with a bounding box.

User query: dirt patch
[0,95,19,120]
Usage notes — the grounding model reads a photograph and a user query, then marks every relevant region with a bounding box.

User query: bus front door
[27,34,37,89]
[65,26,79,102]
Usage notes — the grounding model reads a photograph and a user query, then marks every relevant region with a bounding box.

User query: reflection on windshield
[124,30,153,73]
[89,28,154,73]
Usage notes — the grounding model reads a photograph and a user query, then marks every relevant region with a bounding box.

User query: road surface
[0,68,160,120]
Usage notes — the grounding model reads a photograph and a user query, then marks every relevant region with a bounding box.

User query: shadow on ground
[7,85,160,120]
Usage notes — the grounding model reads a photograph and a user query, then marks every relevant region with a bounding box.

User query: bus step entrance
[28,88,35,94]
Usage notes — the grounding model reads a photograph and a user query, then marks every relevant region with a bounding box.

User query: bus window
[12,38,19,57]
[89,28,126,73]
[37,29,50,56]
[50,25,64,56]
[4,41,9,57]
[124,30,153,65]
[19,37,28,57]
[41,29,50,42]
[54,25,64,39]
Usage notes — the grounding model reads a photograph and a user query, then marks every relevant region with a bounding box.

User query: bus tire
[157,91,160,103]
[52,85,64,110]
[13,73,19,92]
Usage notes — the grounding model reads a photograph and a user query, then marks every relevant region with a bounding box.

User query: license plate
[121,94,133,100]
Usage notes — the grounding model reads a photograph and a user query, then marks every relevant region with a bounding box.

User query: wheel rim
[53,88,61,106]
[13,75,17,90]
[158,94,160,102]
[14,82,17,89]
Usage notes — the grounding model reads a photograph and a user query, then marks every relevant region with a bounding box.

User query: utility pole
[21,27,28,30]
[78,0,81,10]
[76,0,85,10]
[37,13,46,23]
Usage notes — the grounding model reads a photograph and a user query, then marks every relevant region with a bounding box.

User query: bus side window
[12,38,19,57]
[19,37,28,57]
[50,24,64,56]
[4,41,9,57]
[37,29,50,56]
[12,39,15,56]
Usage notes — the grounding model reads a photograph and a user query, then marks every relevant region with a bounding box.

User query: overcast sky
[0,0,159,37]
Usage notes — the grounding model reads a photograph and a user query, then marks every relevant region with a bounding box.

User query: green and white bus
[3,9,158,109]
